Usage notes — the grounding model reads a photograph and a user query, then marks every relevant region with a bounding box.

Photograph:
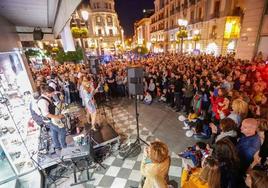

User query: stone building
[149,0,267,59]
[72,0,124,55]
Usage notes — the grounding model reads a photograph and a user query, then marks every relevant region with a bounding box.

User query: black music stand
[30,152,68,186]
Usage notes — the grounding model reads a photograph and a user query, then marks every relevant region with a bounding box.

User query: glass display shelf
[0,51,41,187]
[0,146,16,183]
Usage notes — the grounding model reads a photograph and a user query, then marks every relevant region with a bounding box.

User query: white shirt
[37,95,52,117]
[144,94,152,103]
[148,82,155,92]
[48,80,57,90]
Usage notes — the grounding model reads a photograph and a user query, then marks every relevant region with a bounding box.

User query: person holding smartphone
[140,141,170,188]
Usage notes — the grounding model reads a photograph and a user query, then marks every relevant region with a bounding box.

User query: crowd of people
[29,52,268,188]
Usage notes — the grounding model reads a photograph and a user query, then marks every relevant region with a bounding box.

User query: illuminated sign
[224,17,241,39]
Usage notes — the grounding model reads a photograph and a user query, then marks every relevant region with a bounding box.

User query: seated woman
[140,141,170,188]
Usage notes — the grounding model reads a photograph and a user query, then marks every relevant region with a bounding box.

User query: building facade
[149,0,245,56]
[134,18,151,50]
[72,0,124,55]
[236,0,268,60]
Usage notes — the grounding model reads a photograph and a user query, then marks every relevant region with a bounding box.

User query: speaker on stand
[119,66,149,160]
[88,57,100,75]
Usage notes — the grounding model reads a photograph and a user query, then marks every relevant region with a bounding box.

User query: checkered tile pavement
[52,104,183,188]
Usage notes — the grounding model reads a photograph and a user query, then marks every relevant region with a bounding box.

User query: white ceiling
[0,0,59,28]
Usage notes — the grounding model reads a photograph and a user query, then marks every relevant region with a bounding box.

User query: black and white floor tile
[52,104,183,188]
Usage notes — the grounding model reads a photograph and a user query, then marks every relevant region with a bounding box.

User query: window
[214,1,220,17]
[98,29,102,35]
[107,16,113,26]
[199,7,202,20]
[109,29,113,36]
[85,41,89,48]
[190,10,195,22]
[105,3,108,9]
[108,3,112,9]
[107,16,112,23]
[96,2,100,8]
[96,16,101,23]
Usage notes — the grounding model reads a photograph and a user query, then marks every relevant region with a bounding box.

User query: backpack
[29,102,45,126]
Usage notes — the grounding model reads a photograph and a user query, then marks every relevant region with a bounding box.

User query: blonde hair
[149,141,169,163]
[258,119,268,132]
[232,99,248,116]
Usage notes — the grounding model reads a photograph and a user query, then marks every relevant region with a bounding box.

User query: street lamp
[177,19,188,53]
[81,10,89,21]
[193,29,201,50]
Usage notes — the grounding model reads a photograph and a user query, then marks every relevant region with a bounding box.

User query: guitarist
[37,86,67,150]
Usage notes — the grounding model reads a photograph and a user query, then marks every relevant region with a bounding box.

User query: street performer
[37,86,67,150]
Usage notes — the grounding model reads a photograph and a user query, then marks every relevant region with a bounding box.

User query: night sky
[115,0,154,37]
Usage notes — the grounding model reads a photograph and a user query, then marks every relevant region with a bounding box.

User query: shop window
[0,51,41,186]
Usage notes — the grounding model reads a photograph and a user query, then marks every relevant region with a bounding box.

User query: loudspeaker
[127,67,144,95]
[89,58,100,74]
[33,27,44,40]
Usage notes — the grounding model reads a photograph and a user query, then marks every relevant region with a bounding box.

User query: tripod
[122,95,149,160]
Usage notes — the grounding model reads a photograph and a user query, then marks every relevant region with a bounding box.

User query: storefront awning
[0,0,81,38]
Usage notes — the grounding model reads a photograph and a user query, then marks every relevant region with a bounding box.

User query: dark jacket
[236,134,261,172]
[259,131,268,165]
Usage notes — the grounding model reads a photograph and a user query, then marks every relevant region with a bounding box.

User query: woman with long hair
[214,139,245,188]
[257,119,268,165]
[181,156,221,188]
[140,141,170,188]
[82,81,99,130]
[245,169,268,188]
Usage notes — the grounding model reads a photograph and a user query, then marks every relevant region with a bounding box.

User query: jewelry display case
[0,51,41,187]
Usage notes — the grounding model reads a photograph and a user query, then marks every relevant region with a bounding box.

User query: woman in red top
[210,88,230,121]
